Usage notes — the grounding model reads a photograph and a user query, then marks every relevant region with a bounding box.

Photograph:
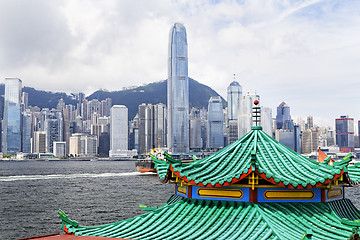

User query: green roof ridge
[255,204,286,240]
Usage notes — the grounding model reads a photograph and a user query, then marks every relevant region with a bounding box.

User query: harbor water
[1,160,359,240]
[0,161,173,240]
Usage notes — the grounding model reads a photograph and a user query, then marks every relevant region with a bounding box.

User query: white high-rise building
[238,94,273,139]
[238,94,259,139]
[167,23,189,154]
[261,107,273,137]
[109,105,129,157]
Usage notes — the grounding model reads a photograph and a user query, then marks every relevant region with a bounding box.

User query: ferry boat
[135,159,156,173]
[135,146,168,173]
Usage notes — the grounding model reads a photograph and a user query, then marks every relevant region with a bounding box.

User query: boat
[135,159,156,173]
[52,101,360,239]
[135,145,166,173]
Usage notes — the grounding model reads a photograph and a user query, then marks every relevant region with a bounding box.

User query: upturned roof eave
[155,129,350,189]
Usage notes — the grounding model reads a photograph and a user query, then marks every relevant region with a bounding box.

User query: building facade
[238,93,259,139]
[167,23,189,153]
[43,110,64,153]
[109,105,128,157]
[301,129,319,154]
[22,111,32,153]
[2,78,22,154]
[276,102,294,130]
[207,96,224,148]
[53,142,66,157]
[227,81,242,121]
[335,116,354,152]
[189,118,202,149]
[33,131,46,154]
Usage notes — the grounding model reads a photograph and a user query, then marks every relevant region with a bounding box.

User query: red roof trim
[170,165,252,187]
[168,165,345,189]
[255,169,344,189]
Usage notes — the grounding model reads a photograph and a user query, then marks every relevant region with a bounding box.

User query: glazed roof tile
[345,163,360,186]
[59,196,360,240]
[155,128,349,188]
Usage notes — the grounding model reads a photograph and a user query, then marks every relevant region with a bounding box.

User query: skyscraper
[226,80,242,145]
[44,110,64,153]
[207,96,224,148]
[335,116,354,152]
[227,81,242,121]
[306,115,314,129]
[2,78,22,154]
[189,118,202,149]
[154,103,167,148]
[22,111,32,153]
[87,99,101,120]
[138,103,167,154]
[109,105,128,157]
[358,120,360,148]
[101,98,112,117]
[301,129,319,154]
[167,23,189,154]
[276,102,294,130]
[274,102,300,152]
[238,93,259,138]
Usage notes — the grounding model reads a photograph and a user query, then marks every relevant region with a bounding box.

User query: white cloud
[0,0,359,125]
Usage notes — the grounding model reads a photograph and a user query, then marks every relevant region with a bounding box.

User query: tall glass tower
[2,78,22,154]
[207,96,224,148]
[227,81,242,121]
[167,23,189,153]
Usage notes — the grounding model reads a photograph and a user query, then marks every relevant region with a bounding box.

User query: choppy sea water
[0,160,359,240]
[0,161,173,240]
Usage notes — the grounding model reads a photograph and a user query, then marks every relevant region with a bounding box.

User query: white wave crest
[0,172,155,182]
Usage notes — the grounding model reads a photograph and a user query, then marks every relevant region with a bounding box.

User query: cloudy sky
[0,0,359,126]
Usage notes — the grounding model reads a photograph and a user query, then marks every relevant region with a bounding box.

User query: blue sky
[0,0,359,127]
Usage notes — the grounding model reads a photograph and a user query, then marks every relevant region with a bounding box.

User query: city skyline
[0,76,358,158]
[0,1,359,125]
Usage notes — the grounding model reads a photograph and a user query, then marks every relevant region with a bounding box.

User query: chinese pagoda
[59,101,360,240]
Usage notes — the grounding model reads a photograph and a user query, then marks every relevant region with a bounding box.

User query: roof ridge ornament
[252,99,262,130]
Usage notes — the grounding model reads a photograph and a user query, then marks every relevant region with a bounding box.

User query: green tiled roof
[60,196,360,240]
[155,128,349,189]
[345,163,360,186]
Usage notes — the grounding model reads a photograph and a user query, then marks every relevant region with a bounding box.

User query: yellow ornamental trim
[264,190,315,200]
[197,188,243,199]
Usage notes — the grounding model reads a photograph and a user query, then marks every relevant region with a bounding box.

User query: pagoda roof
[345,163,360,186]
[154,127,351,189]
[59,196,360,240]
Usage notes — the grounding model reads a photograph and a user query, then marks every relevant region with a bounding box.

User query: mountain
[87,78,226,119]
[0,84,77,110]
[0,78,225,119]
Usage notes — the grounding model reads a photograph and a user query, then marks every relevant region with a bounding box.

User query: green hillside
[87,78,226,119]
